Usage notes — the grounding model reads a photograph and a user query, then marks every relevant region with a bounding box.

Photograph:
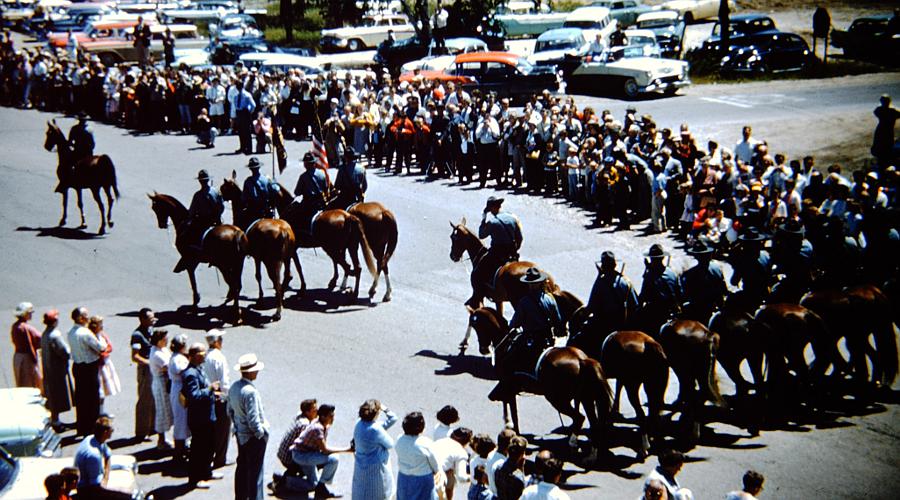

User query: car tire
[623,78,639,99]
[664,85,678,96]
[348,39,364,52]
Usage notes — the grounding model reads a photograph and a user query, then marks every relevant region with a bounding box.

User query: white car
[662,0,736,24]
[399,37,488,73]
[625,28,662,57]
[0,388,60,459]
[569,45,690,98]
[495,1,568,38]
[562,6,617,45]
[320,14,415,52]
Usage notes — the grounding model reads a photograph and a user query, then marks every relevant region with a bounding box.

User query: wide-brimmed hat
[686,240,714,256]
[302,152,315,166]
[15,302,34,318]
[205,329,226,342]
[486,195,504,206]
[234,353,264,373]
[197,169,210,181]
[776,219,804,236]
[76,111,88,121]
[520,267,548,284]
[247,157,261,169]
[738,227,769,242]
[644,243,669,259]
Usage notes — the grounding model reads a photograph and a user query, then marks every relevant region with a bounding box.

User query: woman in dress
[352,399,398,499]
[167,333,191,460]
[88,315,120,416]
[148,329,173,450]
[39,309,70,429]
[395,411,439,500]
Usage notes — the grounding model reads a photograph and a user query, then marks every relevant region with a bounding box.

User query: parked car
[320,13,415,53]
[698,13,777,55]
[0,388,60,459]
[213,13,263,40]
[400,37,488,73]
[37,3,121,37]
[494,1,567,38]
[47,18,151,48]
[569,45,690,98]
[635,10,685,58]
[160,0,264,24]
[626,28,662,57]
[375,34,504,75]
[529,27,590,76]
[399,51,559,104]
[662,0,735,24]
[210,39,311,65]
[1,0,35,27]
[831,13,900,65]
[82,23,207,66]
[0,445,144,499]
[588,0,656,28]
[562,6,617,44]
[720,31,817,75]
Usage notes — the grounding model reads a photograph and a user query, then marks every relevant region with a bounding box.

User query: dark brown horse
[659,319,726,442]
[467,306,612,455]
[275,186,376,299]
[347,202,398,302]
[449,218,558,317]
[708,299,766,399]
[44,120,119,234]
[220,175,300,321]
[599,331,669,459]
[148,193,248,323]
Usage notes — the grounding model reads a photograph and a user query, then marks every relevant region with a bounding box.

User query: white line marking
[699,97,754,109]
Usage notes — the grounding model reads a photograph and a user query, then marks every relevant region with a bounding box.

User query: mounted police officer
[333,146,367,209]
[637,243,682,337]
[68,112,94,163]
[680,240,727,324]
[729,227,772,310]
[240,157,279,223]
[468,196,523,308]
[584,251,638,337]
[184,169,224,256]
[293,152,329,241]
[769,219,814,303]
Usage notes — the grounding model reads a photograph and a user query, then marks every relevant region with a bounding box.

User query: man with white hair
[10,302,42,389]
[228,353,270,500]
[204,329,231,469]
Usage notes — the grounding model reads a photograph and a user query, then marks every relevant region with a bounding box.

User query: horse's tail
[381,209,399,272]
[101,155,120,199]
[349,213,377,279]
[705,332,726,408]
[579,357,612,421]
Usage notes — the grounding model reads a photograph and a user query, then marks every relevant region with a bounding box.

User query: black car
[831,14,900,65]
[375,34,505,75]
[697,13,777,56]
[720,31,817,75]
[211,41,313,65]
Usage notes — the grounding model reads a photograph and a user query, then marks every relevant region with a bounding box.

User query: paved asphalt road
[1,73,899,500]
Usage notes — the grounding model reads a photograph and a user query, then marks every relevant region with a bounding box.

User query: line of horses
[449,219,899,464]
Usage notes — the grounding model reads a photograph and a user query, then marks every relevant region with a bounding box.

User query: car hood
[530,48,580,62]
[6,455,138,499]
[608,56,687,74]
[0,406,50,439]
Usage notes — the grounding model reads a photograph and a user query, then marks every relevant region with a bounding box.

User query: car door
[781,34,811,70]
[480,61,511,96]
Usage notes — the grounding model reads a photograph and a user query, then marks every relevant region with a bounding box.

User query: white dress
[168,353,191,440]
[149,346,173,433]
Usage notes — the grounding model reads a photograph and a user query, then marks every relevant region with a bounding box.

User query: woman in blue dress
[352,399,398,499]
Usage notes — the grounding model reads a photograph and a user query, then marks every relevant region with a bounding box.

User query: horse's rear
[495,261,558,307]
[349,201,398,302]
[845,284,898,388]
[247,219,296,321]
[709,305,764,398]
[203,224,249,323]
[311,209,376,298]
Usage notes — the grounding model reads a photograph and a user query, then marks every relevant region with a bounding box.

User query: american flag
[311,134,332,188]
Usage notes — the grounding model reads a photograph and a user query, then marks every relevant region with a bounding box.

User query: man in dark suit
[182,343,224,489]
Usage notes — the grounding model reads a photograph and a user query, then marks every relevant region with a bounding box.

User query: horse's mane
[151,193,188,213]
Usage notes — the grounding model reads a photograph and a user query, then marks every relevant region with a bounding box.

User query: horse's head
[44,120,60,152]
[148,193,170,229]
[449,217,469,262]
[219,172,241,202]
[468,306,506,356]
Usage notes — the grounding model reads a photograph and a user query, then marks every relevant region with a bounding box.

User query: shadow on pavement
[16,225,102,240]
[123,304,269,331]
[414,349,497,381]
[144,482,195,500]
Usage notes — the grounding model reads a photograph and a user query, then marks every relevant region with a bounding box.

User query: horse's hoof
[567,435,579,449]
[98,229,105,235]
[382,293,392,303]
[272,312,281,322]
[58,219,66,227]
[327,280,337,290]
[78,223,87,229]
[108,221,114,228]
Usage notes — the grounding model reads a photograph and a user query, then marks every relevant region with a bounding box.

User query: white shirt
[734,137,760,164]
[486,450,506,495]
[725,492,758,500]
[395,434,439,476]
[646,468,694,500]
[203,347,230,390]
[433,423,453,441]
[476,117,500,144]
[431,437,470,483]
[521,481,570,499]
[149,346,171,378]
[67,325,107,364]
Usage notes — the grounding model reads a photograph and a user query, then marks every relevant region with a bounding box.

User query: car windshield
[638,19,675,29]
[563,20,599,30]
[629,35,654,46]
[535,37,581,52]
[515,57,535,75]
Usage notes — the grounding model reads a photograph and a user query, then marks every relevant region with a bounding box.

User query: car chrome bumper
[643,77,691,93]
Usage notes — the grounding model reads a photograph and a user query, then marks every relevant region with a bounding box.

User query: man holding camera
[468,196,523,309]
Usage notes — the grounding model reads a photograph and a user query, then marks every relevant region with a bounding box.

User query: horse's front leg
[59,189,68,226]
[187,267,200,306]
[104,186,114,228]
[75,189,86,229]
[291,253,306,295]
[90,188,106,235]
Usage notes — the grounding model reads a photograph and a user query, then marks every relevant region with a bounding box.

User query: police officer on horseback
[770,219,814,303]
[584,251,638,336]
[294,152,329,240]
[241,157,279,222]
[185,169,224,255]
[638,243,682,336]
[68,113,94,163]
[469,196,523,308]
[729,227,772,309]
[680,240,728,324]
[334,146,367,209]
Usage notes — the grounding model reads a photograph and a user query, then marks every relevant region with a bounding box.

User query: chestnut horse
[275,186,376,299]
[708,297,766,399]
[449,218,558,317]
[44,120,119,234]
[220,175,299,321]
[347,202,399,302]
[599,331,669,459]
[468,306,612,455]
[148,193,248,323]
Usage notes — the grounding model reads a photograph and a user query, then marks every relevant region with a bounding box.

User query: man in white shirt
[644,450,693,500]
[67,307,107,436]
[486,429,516,495]
[204,329,231,469]
[521,454,569,499]
[431,427,473,500]
[725,470,765,500]
[475,110,501,188]
[733,125,760,165]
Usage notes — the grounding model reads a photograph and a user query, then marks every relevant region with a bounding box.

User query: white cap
[15,302,34,317]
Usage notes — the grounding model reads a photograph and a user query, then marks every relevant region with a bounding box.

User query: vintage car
[399,37,488,74]
[562,6,617,44]
[626,28,662,57]
[588,0,656,28]
[635,10,685,58]
[529,27,590,76]
[159,0,264,24]
[375,33,504,75]
[81,23,207,65]
[831,13,899,65]
[0,445,144,499]
[0,388,60,459]
[48,18,152,48]
[399,51,559,103]
[698,13,777,56]
[213,13,262,40]
[569,44,690,98]
[117,0,184,15]
[1,0,35,26]
[494,1,567,39]
[320,13,415,53]
[37,3,121,36]
[720,31,817,75]
[662,0,735,24]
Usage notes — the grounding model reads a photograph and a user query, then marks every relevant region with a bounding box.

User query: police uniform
[334,156,367,208]
[638,245,682,335]
[68,119,95,162]
[680,259,727,323]
[294,155,329,238]
[586,270,638,335]
[770,222,814,303]
[241,169,279,222]
[510,289,563,349]
[469,202,523,308]
[188,185,225,228]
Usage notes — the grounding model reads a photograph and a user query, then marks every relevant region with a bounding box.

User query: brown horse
[148,193,248,323]
[449,218,558,317]
[659,319,725,442]
[468,306,612,455]
[274,186,376,299]
[220,175,300,321]
[599,331,669,459]
[708,299,766,399]
[44,120,119,234]
[347,202,399,302]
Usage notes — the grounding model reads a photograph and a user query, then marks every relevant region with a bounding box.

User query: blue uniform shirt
[479,212,522,249]
[242,173,278,214]
[295,167,328,199]
[639,266,682,309]
[511,290,563,336]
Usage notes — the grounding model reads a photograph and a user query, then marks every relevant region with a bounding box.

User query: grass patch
[264,27,322,49]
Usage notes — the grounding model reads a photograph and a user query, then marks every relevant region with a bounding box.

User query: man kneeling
[290,404,354,499]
